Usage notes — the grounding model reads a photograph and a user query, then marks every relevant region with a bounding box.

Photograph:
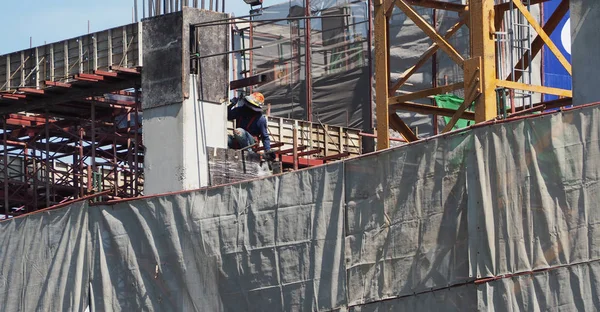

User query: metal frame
[374,0,572,149]
[0,68,143,217]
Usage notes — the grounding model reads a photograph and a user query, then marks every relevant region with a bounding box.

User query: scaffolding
[0,23,144,218]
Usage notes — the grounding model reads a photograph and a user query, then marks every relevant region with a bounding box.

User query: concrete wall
[571,0,600,105]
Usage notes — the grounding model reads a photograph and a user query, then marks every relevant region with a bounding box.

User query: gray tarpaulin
[90,162,346,311]
[469,107,600,279]
[2,106,600,311]
[344,133,472,305]
[0,202,89,312]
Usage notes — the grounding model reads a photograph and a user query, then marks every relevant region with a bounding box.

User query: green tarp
[435,94,474,130]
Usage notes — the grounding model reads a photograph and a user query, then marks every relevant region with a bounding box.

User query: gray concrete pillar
[142,8,229,195]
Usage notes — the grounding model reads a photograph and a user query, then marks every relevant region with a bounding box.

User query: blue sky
[0,0,281,55]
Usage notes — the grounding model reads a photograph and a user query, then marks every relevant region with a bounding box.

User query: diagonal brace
[506,0,569,81]
[389,17,465,95]
[395,0,465,66]
[511,0,571,75]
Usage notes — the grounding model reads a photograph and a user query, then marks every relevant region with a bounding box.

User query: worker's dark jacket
[227,100,271,151]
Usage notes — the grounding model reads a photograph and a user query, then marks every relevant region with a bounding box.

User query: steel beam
[443,57,482,132]
[389,82,463,104]
[496,80,573,97]
[506,0,569,82]
[389,17,465,94]
[390,114,418,142]
[395,0,464,66]
[389,101,476,120]
[375,0,390,149]
[404,0,466,12]
[470,0,497,122]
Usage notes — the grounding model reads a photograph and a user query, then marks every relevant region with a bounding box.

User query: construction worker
[226,92,275,160]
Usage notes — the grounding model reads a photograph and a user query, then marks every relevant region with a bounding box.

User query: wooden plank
[395,0,464,66]
[281,155,324,167]
[45,81,72,88]
[297,149,322,157]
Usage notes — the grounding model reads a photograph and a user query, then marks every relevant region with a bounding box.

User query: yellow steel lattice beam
[375,0,391,149]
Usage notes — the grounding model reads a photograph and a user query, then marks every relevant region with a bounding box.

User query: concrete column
[571,1,600,105]
[142,8,229,195]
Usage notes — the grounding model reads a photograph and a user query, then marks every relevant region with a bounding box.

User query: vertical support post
[432,8,439,135]
[35,47,40,88]
[374,0,389,150]
[126,107,133,196]
[93,33,98,71]
[108,29,113,68]
[3,118,9,217]
[5,55,9,91]
[24,146,28,212]
[470,0,497,122]
[134,87,140,196]
[79,128,84,197]
[44,109,50,208]
[305,0,313,121]
[91,103,96,174]
[367,0,374,131]
[49,44,55,81]
[123,27,129,67]
[293,123,299,170]
[113,115,118,197]
[73,153,78,197]
[64,41,69,78]
[32,142,38,209]
[78,37,84,74]
[20,51,25,87]
[249,20,254,82]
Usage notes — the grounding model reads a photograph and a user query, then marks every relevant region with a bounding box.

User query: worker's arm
[227,98,242,121]
[258,116,271,152]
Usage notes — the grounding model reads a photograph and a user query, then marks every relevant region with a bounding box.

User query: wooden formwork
[227,116,361,166]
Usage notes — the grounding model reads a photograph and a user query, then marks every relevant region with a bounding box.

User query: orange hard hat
[244,92,265,111]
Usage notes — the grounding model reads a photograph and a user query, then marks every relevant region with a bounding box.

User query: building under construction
[0,0,598,311]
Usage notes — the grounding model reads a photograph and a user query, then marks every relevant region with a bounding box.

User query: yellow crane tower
[374,0,572,149]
